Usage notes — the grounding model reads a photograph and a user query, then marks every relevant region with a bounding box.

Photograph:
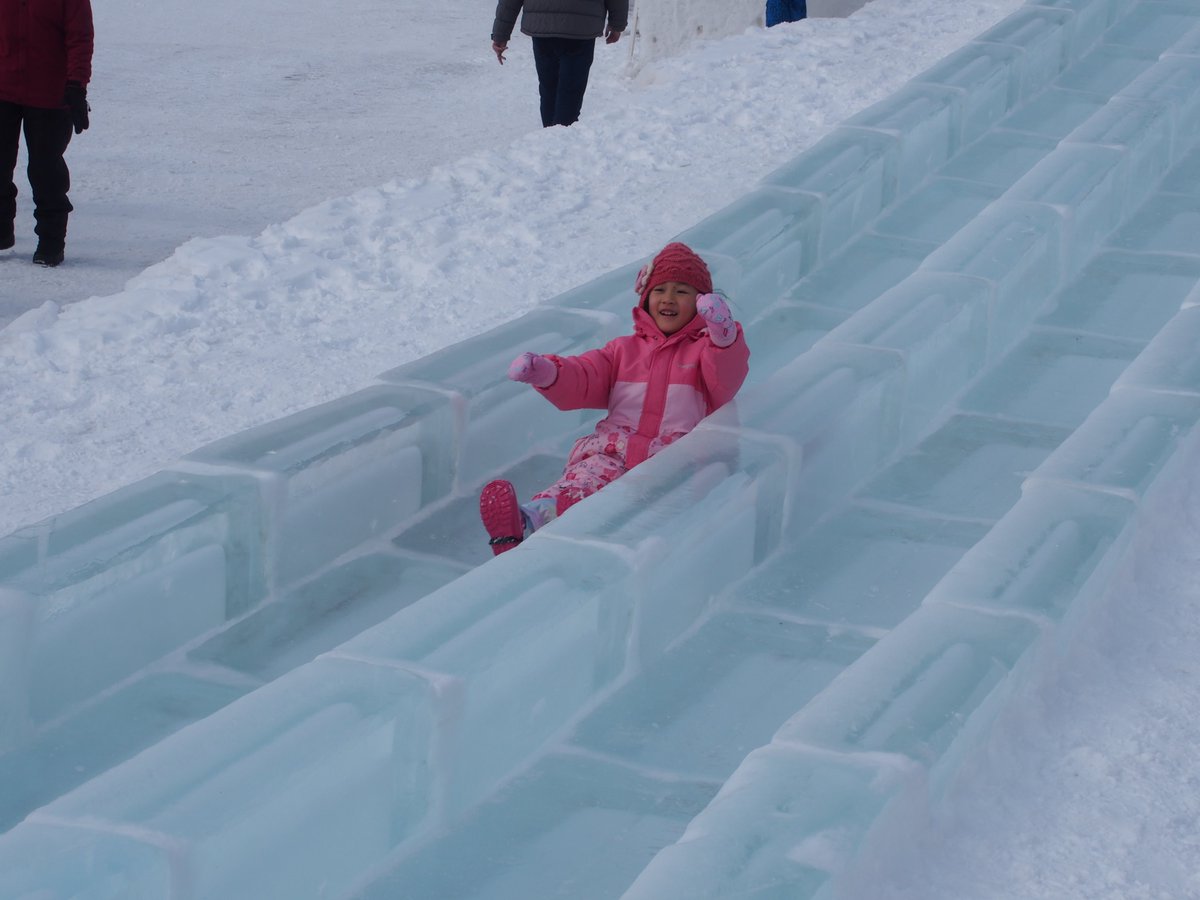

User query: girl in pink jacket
[480,242,750,555]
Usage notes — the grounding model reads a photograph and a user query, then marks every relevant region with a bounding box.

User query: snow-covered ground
[0,0,526,325]
[3,0,1198,895]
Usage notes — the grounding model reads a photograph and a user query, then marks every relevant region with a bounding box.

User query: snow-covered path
[0,0,527,325]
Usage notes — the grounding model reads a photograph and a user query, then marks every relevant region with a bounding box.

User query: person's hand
[508,352,557,387]
[63,81,89,134]
[492,41,508,64]
[696,293,737,347]
[605,28,622,44]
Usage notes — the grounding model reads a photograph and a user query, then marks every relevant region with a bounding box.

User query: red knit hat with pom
[635,242,713,307]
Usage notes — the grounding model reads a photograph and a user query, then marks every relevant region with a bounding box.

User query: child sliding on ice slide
[480,242,750,555]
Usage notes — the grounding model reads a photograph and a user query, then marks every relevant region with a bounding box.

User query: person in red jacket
[480,242,751,555]
[0,0,94,266]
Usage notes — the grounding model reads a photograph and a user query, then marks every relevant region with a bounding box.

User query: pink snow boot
[480,479,525,555]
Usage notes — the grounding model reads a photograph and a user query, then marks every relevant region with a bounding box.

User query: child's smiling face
[647,281,699,335]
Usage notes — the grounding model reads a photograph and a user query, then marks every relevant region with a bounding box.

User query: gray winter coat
[491,0,629,43]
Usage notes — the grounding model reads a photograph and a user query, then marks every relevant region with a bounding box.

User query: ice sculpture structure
[5,1,1200,897]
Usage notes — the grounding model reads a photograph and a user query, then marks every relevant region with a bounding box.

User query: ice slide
[5,0,1200,896]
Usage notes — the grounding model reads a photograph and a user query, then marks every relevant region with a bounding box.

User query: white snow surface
[4,1,1200,897]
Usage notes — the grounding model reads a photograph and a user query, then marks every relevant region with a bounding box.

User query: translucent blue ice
[8,1,1200,897]
[1117,55,1200,161]
[925,482,1136,626]
[774,601,1041,769]
[863,413,1070,521]
[959,329,1142,428]
[821,271,991,440]
[763,128,898,261]
[874,177,1003,243]
[1032,0,1111,60]
[1038,250,1200,340]
[1029,389,1200,501]
[1106,0,1200,53]
[380,307,625,484]
[939,129,1059,189]
[786,232,935,314]
[570,612,874,780]
[331,544,637,818]
[675,187,820,311]
[1115,306,1200,394]
[844,84,960,196]
[975,6,1073,98]
[915,44,1023,147]
[1057,43,1158,97]
[620,746,915,900]
[921,201,1064,357]
[0,824,171,899]
[26,658,439,900]
[742,302,848,381]
[1109,192,1200,255]
[1000,87,1106,139]
[1007,144,1131,274]
[185,383,457,586]
[0,471,263,741]
[1063,94,1174,197]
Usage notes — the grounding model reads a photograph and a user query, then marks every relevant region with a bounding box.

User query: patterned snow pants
[530,424,681,520]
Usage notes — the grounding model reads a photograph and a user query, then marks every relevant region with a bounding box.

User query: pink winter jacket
[538,305,750,469]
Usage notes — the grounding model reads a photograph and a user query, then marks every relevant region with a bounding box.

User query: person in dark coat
[0,0,94,266]
[766,0,807,27]
[491,0,629,128]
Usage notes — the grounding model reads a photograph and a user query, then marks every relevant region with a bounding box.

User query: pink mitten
[507,352,557,388]
[696,293,737,348]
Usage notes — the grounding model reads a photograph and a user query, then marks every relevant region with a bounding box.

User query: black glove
[64,81,90,134]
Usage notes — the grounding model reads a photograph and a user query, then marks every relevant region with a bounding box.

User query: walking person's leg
[23,106,74,265]
[0,102,21,249]
[765,0,784,27]
[788,0,807,20]
[552,38,596,126]
[531,37,561,128]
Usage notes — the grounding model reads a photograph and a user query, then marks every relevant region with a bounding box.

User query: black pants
[0,100,74,247]
[531,37,596,128]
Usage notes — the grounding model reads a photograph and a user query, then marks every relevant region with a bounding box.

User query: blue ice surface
[5,1,1200,897]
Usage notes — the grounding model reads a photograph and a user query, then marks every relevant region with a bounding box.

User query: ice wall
[626,0,875,70]
[5,0,1200,898]
[626,0,762,69]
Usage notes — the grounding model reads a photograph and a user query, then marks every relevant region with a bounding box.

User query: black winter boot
[33,209,67,266]
[32,242,64,267]
[0,222,12,251]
